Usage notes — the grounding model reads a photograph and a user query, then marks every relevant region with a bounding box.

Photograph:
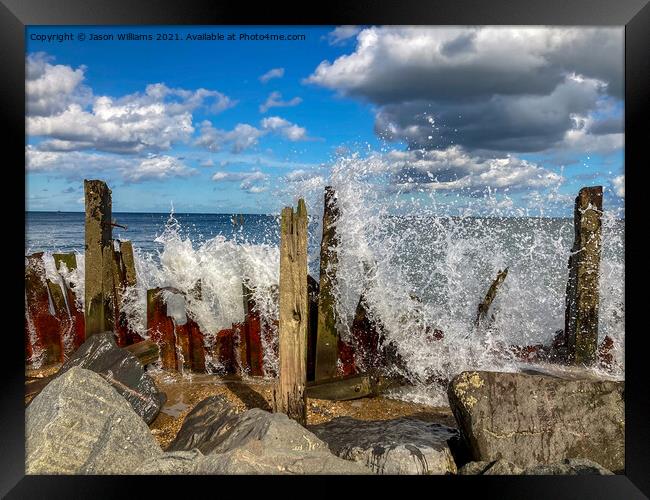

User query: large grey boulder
[309,416,458,475]
[447,370,624,472]
[459,458,613,475]
[56,332,166,423]
[162,397,370,474]
[26,367,163,474]
[524,458,614,475]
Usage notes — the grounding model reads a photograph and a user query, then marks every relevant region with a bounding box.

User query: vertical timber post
[564,186,603,365]
[273,199,308,426]
[84,179,114,337]
[315,186,340,380]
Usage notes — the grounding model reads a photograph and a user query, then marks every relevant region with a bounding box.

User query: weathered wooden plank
[124,339,160,366]
[243,282,264,376]
[306,373,400,401]
[53,253,77,273]
[350,294,383,372]
[118,240,137,287]
[52,252,85,351]
[174,322,192,372]
[187,318,206,373]
[564,186,603,365]
[233,322,249,376]
[337,338,357,376]
[315,186,340,380]
[25,253,62,367]
[84,179,114,337]
[146,287,178,370]
[212,328,235,374]
[272,200,309,425]
[475,268,509,328]
[46,279,74,358]
[306,275,319,381]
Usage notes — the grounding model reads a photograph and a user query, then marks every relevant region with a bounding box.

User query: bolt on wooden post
[272,199,309,426]
[84,180,114,337]
[564,186,603,365]
[315,186,340,380]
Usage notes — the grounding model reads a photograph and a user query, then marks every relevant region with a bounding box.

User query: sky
[25,26,625,216]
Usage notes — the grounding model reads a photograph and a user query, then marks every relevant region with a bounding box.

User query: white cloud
[260,116,308,141]
[196,116,309,153]
[123,155,197,182]
[612,175,624,198]
[326,26,362,45]
[211,170,269,193]
[26,52,92,116]
[26,146,196,183]
[195,121,265,153]
[26,54,236,155]
[306,27,623,154]
[259,67,285,83]
[259,91,302,113]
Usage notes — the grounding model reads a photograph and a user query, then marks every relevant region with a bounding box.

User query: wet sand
[149,369,456,450]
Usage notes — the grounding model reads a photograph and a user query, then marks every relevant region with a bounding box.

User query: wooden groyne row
[25,180,616,420]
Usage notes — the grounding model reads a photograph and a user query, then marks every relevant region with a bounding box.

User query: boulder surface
[55,332,166,423]
[310,416,458,474]
[447,370,624,472]
[26,367,163,474]
[164,397,370,474]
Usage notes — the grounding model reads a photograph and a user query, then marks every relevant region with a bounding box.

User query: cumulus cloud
[326,26,362,45]
[26,146,196,183]
[195,121,266,153]
[259,67,285,83]
[259,91,302,113]
[211,170,269,193]
[26,52,92,116]
[196,116,309,152]
[306,27,623,154]
[122,155,197,182]
[260,116,308,141]
[27,54,236,155]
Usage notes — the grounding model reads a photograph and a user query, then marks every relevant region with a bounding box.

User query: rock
[309,416,458,474]
[166,399,370,474]
[26,367,162,474]
[167,395,238,453]
[447,370,624,472]
[482,459,523,475]
[458,461,492,475]
[524,458,614,475]
[56,332,166,423]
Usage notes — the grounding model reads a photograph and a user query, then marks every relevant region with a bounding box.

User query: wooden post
[53,253,85,351]
[118,240,137,287]
[146,287,178,370]
[475,268,509,328]
[564,186,603,365]
[306,275,319,382]
[315,186,340,380]
[243,282,264,376]
[25,253,62,366]
[46,279,73,358]
[272,200,308,425]
[84,179,114,337]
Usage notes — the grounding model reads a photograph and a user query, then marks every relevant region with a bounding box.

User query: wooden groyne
[25,181,616,409]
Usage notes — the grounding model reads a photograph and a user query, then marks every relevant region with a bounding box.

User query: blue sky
[25,26,625,216]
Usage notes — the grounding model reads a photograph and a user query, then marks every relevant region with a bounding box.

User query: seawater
[25,188,624,404]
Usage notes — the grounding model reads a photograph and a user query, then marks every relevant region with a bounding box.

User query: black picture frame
[3,0,648,497]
